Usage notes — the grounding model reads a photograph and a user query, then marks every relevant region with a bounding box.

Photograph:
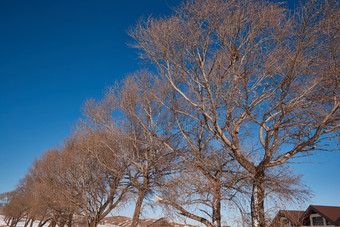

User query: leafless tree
[2,183,29,227]
[2,132,128,227]
[130,0,339,226]
[30,148,79,227]
[1,173,53,227]
[154,160,247,227]
[65,133,129,227]
[21,174,44,227]
[151,114,248,227]
[113,72,310,227]
[29,133,129,227]
[82,71,178,227]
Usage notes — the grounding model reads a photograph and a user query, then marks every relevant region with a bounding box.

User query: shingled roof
[305,205,340,225]
[271,205,340,226]
[280,210,305,225]
[270,210,305,226]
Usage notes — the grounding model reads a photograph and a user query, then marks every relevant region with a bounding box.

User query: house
[271,205,340,227]
[271,210,305,227]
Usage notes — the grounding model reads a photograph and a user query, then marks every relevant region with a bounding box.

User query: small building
[271,205,340,227]
[271,210,305,227]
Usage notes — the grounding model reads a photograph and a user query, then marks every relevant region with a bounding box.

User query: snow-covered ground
[0,215,119,227]
[0,215,43,227]
[0,215,161,227]
[0,215,200,227]
[0,215,7,226]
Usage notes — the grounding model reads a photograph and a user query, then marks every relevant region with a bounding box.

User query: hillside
[0,215,200,227]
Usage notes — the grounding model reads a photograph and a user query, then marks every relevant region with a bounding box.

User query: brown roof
[307,205,340,225]
[280,210,304,225]
[271,205,340,226]
[270,210,304,227]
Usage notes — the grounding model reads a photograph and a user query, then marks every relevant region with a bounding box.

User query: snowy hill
[0,215,199,227]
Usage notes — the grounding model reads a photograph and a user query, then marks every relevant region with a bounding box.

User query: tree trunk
[38,218,50,227]
[58,216,67,227]
[67,213,73,227]
[30,219,35,227]
[5,217,11,225]
[88,219,99,227]
[131,189,147,227]
[156,197,214,227]
[24,218,32,227]
[8,217,12,225]
[10,218,19,227]
[38,219,44,227]
[49,219,56,227]
[251,170,266,227]
[212,184,221,227]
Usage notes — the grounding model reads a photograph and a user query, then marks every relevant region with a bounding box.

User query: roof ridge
[306,205,340,224]
[310,204,340,207]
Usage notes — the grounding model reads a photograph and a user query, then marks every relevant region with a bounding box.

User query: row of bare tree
[1,0,339,226]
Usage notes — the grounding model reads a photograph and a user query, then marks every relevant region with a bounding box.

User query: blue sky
[0,0,181,193]
[0,0,339,219]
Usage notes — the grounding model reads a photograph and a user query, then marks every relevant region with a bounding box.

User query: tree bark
[38,219,44,227]
[24,218,32,227]
[154,196,214,227]
[30,219,35,227]
[251,170,266,227]
[38,218,51,227]
[48,219,56,227]
[212,184,221,227]
[88,219,99,227]
[10,218,19,227]
[5,217,11,225]
[67,213,73,227]
[131,189,147,227]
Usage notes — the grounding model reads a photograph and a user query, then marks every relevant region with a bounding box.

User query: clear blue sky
[0,0,339,217]
[0,0,181,193]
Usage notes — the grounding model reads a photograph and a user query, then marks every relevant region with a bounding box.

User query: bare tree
[154,160,246,227]
[2,173,55,227]
[66,133,129,227]
[2,183,29,227]
[30,134,129,227]
[152,116,248,227]
[92,71,248,227]
[130,0,339,226]
[2,132,127,227]
[21,174,43,227]
[1,173,53,227]
[114,72,309,227]
[30,148,79,227]
[82,71,178,227]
